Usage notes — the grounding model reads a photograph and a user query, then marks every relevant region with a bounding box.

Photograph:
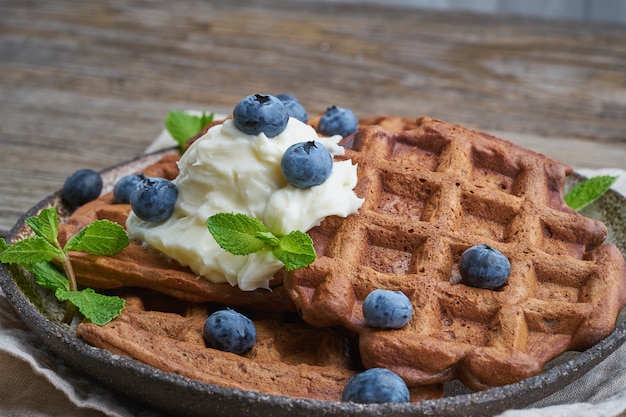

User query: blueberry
[203,309,256,354]
[276,93,308,123]
[275,93,298,102]
[342,368,410,404]
[318,105,358,137]
[233,94,289,138]
[280,141,333,188]
[113,174,146,204]
[363,289,412,329]
[62,169,103,208]
[459,244,510,290]
[129,177,178,222]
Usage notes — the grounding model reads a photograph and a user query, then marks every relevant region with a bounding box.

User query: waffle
[285,115,626,391]
[76,289,443,401]
[76,291,357,401]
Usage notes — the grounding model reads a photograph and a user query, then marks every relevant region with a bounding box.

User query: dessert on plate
[5,94,626,405]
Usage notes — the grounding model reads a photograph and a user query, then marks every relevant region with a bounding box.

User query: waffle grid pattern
[287,117,626,390]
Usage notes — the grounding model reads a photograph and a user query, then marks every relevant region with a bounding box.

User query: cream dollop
[126,118,363,290]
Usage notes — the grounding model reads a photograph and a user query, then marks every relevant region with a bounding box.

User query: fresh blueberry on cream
[281,141,333,188]
[233,94,289,138]
[276,93,308,124]
[129,177,178,223]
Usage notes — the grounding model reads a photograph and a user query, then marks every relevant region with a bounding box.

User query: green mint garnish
[273,230,318,270]
[0,237,63,265]
[564,175,618,211]
[28,261,70,292]
[0,207,128,326]
[165,110,214,153]
[206,213,316,271]
[56,288,125,327]
[65,220,131,255]
[25,207,60,246]
[206,213,268,255]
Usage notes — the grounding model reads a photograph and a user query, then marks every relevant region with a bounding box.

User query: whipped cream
[127,118,363,291]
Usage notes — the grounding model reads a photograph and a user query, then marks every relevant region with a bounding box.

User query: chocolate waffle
[76,289,444,401]
[286,116,626,391]
[77,292,360,401]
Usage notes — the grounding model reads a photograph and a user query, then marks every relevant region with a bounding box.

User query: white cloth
[0,290,152,417]
[2,133,626,417]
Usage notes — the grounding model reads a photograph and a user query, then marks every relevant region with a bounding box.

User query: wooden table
[2,0,626,238]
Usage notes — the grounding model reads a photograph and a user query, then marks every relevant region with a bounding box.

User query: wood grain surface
[1,0,626,237]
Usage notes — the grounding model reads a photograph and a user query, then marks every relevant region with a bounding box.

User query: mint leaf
[0,207,130,326]
[274,231,316,271]
[165,111,214,153]
[565,175,618,211]
[206,213,269,255]
[56,288,125,326]
[200,111,215,128]
[65,220,129,255]
[166,111,202,144]
[26,262,70,292]
[256,231,280,246]
[0,237,62,265]
[206,212,317,271]
[25,207,59,247]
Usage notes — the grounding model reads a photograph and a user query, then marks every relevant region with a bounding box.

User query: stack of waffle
[57,116,626,400]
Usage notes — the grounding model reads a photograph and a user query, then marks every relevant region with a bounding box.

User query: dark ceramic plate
[1,148,626,417]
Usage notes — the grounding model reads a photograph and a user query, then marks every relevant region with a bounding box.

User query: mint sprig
[0,207,128,326]
[206,213,316,271]
[565,175,618,211]
[165,110,214,153]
